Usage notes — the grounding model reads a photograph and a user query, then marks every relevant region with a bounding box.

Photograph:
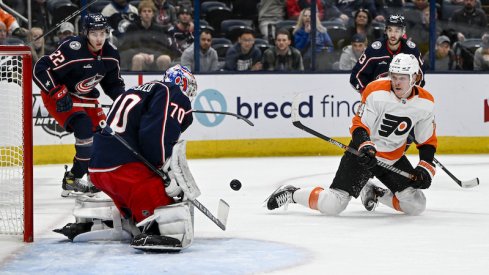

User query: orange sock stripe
[309,187,324,210]
[392,195,402,211]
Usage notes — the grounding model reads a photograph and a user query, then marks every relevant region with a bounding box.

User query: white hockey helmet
[163,64,198,101]
[389,53,419,83]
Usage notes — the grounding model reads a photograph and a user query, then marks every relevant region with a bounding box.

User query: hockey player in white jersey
[266,53,437,216]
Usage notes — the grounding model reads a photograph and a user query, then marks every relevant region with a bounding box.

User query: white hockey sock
[292,187,321,208]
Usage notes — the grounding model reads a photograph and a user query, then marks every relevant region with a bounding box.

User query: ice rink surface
[0,155,488,275]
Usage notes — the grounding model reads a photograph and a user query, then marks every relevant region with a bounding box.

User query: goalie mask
[163,65,198,101]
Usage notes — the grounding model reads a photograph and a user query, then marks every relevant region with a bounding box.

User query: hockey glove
[412,161,436,189]
[358,141,377,169]
[49,85,72,112]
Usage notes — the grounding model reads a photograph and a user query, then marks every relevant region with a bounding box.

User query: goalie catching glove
[48,85,72,112]
[161,140,201,201]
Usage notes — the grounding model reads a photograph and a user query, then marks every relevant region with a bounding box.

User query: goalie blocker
[54,141,199,252]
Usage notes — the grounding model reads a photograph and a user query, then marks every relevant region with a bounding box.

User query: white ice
[0,155,488,274]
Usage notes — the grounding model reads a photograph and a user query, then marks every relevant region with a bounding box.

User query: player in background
[267,54,437,216]
[33,13,125,197]
[86,64,197,251]
[350,14,425,93]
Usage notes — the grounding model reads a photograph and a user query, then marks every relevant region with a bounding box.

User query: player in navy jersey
[350,14,425,93]
[87,64,197,250]
[33,13,125,197]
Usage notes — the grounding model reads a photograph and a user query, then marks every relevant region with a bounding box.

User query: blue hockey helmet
[386,14,406,28]
[82,13,109,36]
[163,65,198,101]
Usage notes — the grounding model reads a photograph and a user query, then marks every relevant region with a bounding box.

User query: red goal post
[0,45,33,242]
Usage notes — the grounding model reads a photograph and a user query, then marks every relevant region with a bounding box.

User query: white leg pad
[395,187,426,215]
[378,187,426,215]
[317,188,351,216]
[171,140,201,201]
[137,201,194,249]
[72,194,136,242]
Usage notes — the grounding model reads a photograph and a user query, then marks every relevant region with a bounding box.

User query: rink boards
[27,73,489,163]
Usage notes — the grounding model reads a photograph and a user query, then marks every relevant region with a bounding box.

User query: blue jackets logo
[194,89,227,127]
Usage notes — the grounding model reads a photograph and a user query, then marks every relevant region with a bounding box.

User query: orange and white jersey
[0,8,19,34]
[351,79,437,165]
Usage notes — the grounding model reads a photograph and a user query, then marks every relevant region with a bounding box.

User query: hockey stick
[73,102,254,126]
[34,0,100,42]
[98,120,229,231]
[291,94,416,180]
[407,135,479,188]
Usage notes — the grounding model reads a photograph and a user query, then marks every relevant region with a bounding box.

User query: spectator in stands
[119,0,180,71]
[333,0,384,25]
[423,35,456,70]
[181,30,219,72]
[167,0,192,10]
[102,0,138,18]
[57,22,75,44]
[450,0,487,38]
[343,9,376,48]
[168,7,194,52]
[338,33,368,70]
[30,27,54,60]
[154,0,177,27]
[258,0,286,42]
[408,6,442,54]
[30,0,50,32]
[224,28,262,71]
[0,21,7,45]
[0,8,20,35]
[473,33,489,70]
[286,0,325,20]
[293,8,334,70]
[262,28,304,71]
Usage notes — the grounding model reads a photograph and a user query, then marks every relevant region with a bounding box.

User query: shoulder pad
[371,41,382,50]
[407,40,416,49]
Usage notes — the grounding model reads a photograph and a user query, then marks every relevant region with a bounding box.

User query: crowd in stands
[2,0,489,72]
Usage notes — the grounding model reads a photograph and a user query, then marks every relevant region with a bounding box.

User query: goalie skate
[265,185,298,210]
[61,165,100,197]
[360,182,386,211]
[131,233,182,252]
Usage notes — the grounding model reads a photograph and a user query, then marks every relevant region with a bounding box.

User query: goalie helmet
[82,13,109,36]
[163,64,198,101]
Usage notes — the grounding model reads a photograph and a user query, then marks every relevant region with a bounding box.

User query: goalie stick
[291,94,416,181]
[407,135,479,188]
[73,103,254,126]
[98,120,229,231]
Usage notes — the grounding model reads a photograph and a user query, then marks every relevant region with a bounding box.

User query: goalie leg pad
[136,201,194,250]
[170,140,201,200]
[67,195,136,242]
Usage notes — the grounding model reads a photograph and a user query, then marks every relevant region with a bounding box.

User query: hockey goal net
[0,45,33,242]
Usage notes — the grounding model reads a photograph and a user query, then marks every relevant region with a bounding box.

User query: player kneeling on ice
[54,65,200,252]
[266,53,437,216]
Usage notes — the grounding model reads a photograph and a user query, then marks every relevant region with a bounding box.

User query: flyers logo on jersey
[378,113,412,137]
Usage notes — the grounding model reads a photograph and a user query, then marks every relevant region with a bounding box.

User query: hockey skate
[360,182,387,211]
[53,222,93,240]
[265,185,299,210]
[131,233,182,252]
[61,165,100,197]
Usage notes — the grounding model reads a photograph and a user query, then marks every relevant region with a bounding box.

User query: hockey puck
[230,179,242,191]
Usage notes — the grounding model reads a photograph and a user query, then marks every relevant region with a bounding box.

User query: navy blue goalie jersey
[33,36,125,100]
[89,81,193,169]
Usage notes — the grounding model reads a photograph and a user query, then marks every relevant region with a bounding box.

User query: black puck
[230,179,242,191]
